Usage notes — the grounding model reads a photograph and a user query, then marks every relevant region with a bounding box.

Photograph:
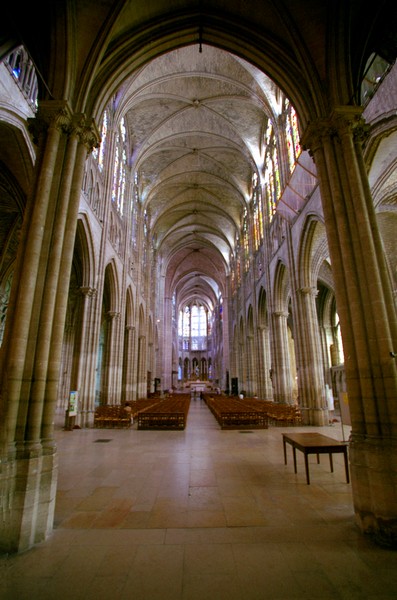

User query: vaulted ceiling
[5,0,395,312]
[120,44,281,309]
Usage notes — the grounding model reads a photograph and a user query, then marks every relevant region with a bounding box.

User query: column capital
[273,310,289,318]
[80,286,96,298]
[71,113,101,154]
[28,100,74,144]
[300,106,369,154]
[107,311,120,321]
[28,101,100,153]
[299,286,318,297]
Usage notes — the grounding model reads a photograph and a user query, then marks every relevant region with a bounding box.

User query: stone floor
[1,399,397,599]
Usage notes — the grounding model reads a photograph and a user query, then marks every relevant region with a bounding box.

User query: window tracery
[242,205,250,272]
[263,119,280,220]
[4,45,38,109]
[285,99,301,172]
[252,177,264,252]
[112,117,127,216]
[93,110,108,173]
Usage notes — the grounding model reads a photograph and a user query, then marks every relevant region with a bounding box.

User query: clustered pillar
[302,106,397,544]
[0,101,99,553]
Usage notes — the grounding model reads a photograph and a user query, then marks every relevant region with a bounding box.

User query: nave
[1,401,396,600]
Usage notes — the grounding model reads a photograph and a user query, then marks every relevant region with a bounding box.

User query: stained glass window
[252,178,263,252]
[95,110,108,171]
[285,100,300,172]
[179,303,209,354]
[112,117,127,216]
[131,172,139,247]
[234,234,241,288]
[0,272,12,347]
[264,119,280,219]
[242,206,250,272]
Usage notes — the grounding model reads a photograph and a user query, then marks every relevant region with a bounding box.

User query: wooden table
[282,432,349,485]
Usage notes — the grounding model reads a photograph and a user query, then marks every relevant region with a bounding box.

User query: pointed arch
[125,285,135,327]
[103,259,121,313]
[273,259,290,313]
[297,214,328,290]
[257,286,268,328]
[75,215,96,288]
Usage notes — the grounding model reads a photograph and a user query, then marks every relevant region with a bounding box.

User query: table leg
[304,453,310,484]
[283,438,287,465]
[292,447,297,473]
[343,449,350,483]
[329,453,334,473]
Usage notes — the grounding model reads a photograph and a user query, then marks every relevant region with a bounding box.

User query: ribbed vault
[119,44,281,307]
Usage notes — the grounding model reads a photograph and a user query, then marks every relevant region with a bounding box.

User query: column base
[301,406,329,426]
[0,445,58,554]
[355,513,397,549]
[350,433,397,549]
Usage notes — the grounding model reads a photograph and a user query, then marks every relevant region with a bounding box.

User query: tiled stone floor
[1,399,397,599]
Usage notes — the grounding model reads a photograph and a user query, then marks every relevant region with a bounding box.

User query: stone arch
[147,315,154,394]
[246,304,255,395]
[376,210,397,304]
[257,286,268,329]
[271,260,294,403]
[0,162,26,350]
[230,322,238,394]
[136,303,147,398]
[272,259,290,313]
[18,2,387,125]
[238,314,246,393]
[57,217,97,411]
[87,20,320,129]
[125,286,135,328]
[95,261,121,405]
[0,109,35,191]
[297,214,327,291]
[294,215,334,421]
[103,259,121,314]
[121,286,135,403]
[257,287,272,399]
[75,215,96,288]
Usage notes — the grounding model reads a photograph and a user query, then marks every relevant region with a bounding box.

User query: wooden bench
[93,405,132,428]
[203,395,268,429]
[137,395,191,430]
[262,401,302,426]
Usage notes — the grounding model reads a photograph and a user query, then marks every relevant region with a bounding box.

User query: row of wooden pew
[203,395,302,429]
[203,395,268,429]
[260,400,302,426]
[137,395,191,430]
[93,405,132,428]
[93,394,302,430]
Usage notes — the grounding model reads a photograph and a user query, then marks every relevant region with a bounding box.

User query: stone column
[0,101,99,553]
[238,338,246,393]
[270,311,293,403]
[301,107,397,545]
[221,295,230,391]
[295,286,328,425]
[104,311,121,405]
[162,295,173,392]
[246,334,256,395]
[257,326,273,400]
[123,325,136,402]
[137,335,147,398]
[73,286,97,427]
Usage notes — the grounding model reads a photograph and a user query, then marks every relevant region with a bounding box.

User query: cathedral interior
[1,1,397,597]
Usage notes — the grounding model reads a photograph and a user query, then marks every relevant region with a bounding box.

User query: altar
[190,380,206,393]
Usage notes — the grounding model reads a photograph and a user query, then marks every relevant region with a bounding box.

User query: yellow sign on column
[68,391,78,416]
